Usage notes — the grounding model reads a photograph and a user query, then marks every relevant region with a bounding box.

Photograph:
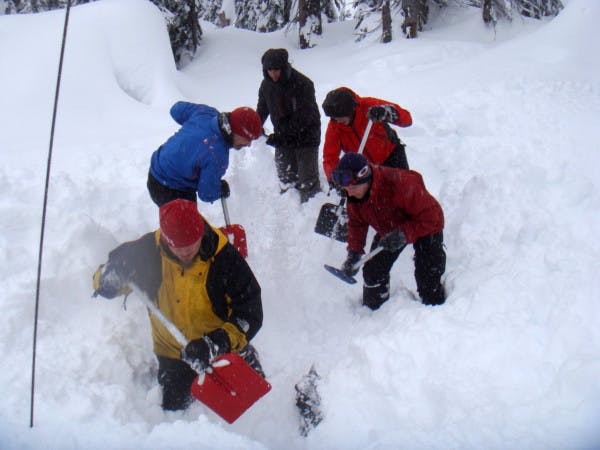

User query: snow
[1,0,599,448]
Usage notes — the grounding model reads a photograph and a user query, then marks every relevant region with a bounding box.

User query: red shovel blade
[220,224,248,258]
[190,353,271,424]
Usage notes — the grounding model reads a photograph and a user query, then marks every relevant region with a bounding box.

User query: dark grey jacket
[257,64,321,148]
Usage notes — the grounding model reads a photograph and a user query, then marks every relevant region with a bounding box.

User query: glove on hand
[266,133,281,147]
[328,179,343,196]
[92,263,130,299]
[366,105,399,123]
[379,228,407,252]
[342,251,362,276]
[181,329,231,373]
[182,336,218,373]
[220,179,230,199]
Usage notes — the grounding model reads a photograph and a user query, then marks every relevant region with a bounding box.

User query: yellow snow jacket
[95,223,262,360]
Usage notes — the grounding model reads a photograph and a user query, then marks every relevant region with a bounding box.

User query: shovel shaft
[221,196,231,227]
[357,119,373,155]
[352,246,384,270]
[324,246,385,284]
[134,288,189,347]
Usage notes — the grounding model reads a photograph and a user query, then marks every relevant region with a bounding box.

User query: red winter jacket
[322,87,412,180]
[346,165,444,254]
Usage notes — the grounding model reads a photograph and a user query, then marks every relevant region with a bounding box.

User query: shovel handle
[324,246,385,284]
[352,246,384,270]
[135,288,189,347]
[221,196,231,227]
[357,119,373,155]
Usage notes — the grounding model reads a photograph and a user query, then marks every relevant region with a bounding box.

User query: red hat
[230,107,263,140]
[159,199,205,248]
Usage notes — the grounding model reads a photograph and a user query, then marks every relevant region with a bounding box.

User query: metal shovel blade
[314,203,347,243]
[323,264,357,284]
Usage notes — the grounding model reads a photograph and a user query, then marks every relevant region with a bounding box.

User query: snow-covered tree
[2,0,91,14]
[353,0,427,42]
[398,0,429,38]
[381,0,392,42]
[200,0,223,23]
[151,0,202,67]
[235,0,286,32]
[482,0,563,24]
[516,0,563,18]
[353,0,383,41]
[299,0,321,48]
[321,0,346,23]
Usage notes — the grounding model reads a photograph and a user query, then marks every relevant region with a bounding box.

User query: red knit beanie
[230,107,263,140]
[159,199,205,248]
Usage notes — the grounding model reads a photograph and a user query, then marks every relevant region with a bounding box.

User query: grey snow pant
[275,145,321,202]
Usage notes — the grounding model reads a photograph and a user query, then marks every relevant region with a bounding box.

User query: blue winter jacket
[150,102,231,203]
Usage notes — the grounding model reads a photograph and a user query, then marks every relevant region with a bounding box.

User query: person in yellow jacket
[93,199,263,411]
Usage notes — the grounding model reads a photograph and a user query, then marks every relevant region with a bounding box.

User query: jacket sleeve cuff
[219,322,248,353]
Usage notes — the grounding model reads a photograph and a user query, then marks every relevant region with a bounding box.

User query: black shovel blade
[314,203,347,243]
[324,264,357,284]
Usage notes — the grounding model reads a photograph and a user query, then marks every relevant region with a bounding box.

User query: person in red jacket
[332,153,446,309]
[321,87,413,184]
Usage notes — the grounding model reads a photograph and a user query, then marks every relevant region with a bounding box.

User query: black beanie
[336,153,372,185]
[322,88,357,118]
[261,48,289,71]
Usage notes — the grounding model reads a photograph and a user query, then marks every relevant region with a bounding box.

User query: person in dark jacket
[332,153,446,310]
[148,102,263,206]
[321,87,413,184]
[257,48,321,203]
[93,199,264,411]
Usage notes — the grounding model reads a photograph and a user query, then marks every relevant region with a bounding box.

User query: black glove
[181,329,231,373]
[220,179,230,199]
[92,263,130,299]
[342,251,362,276]
[266,133,281,147]
[182,336,217,373]
[366,105,398,123]
[328,179,343,196]
[379,229,407,251]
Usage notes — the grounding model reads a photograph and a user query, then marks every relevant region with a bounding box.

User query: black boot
[362,282,390,310]
[239,344,266,378]
[421,283,446,306]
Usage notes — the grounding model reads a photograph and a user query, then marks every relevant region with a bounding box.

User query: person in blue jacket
[148,102,263,206]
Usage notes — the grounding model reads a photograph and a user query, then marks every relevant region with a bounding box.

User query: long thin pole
[30,0,72,428]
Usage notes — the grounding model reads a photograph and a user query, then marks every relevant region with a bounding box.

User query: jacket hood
[261,48,292,81]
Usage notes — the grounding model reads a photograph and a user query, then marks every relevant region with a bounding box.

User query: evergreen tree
[517,0,563,18]
[398,0,429,38]
[482,0,512,23]
[3,0,92,14]
[150,0,202,67]
[353,0,384,42]
[353,0,427,42]
[381,0,391,42]
[200,0,223,24]
[482,0,562,24]
[235,0,286,32]
[321,0,346,23]
[299,0,321,48]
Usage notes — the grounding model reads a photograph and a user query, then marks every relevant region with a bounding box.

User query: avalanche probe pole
[30,0,72,428]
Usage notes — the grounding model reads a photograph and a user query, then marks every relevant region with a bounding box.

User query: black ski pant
[275,145,321,202]
[362,231,446,310]
[383,144,409,170]
[147,172,197,207]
